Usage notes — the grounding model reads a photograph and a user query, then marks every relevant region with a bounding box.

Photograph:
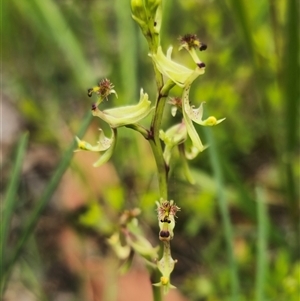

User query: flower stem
[149,81,175,200]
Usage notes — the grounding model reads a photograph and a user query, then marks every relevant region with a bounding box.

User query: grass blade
[3,112,92,277]
[13,0,95,89]
[0,132,29,292]
[283,0,300,237]
[204,127,240,300]
[255,187,269,301]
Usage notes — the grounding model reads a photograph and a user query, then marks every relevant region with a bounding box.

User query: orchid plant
[75,0,225,299]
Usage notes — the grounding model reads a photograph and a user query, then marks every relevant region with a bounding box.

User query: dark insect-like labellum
[159,230,170,238]
[91,103,97,111]
[199,43,207,51]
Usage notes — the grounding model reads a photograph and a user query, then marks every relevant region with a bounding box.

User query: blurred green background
[1,0,299,301]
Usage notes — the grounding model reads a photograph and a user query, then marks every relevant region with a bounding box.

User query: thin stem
[147,51,175,301]
[148,81,175,200]
[125,123,150,139]
[151,270,163,301]
[146,50,168,199]
[149,96,168,199]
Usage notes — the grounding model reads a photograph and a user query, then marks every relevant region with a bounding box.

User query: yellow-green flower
[182,86,225,159]
[149,46,205,88]
[75,128,117,167]
[159,122,187,165]
[92,88,153,128]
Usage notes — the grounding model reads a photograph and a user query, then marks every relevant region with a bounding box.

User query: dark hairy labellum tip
[91,103,97,110]
[198,62,206,68]
[199,43,207,51]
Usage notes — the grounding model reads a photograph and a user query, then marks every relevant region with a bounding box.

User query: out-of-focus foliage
[2,0,299,300]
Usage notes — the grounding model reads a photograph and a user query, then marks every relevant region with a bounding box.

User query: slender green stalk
[0,133,29,294]
[148,80,176,201]
[255,187,268,301]
[283,0,300,239]
[150,269,163,301]
[3,112,92,279]
[204,128,240,301]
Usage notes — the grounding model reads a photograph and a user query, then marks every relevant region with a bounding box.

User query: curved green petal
[182,86,206,159]
[75,128,117,167]
[75,129,112,152]
[92,89,153,127]
[150,46,205,88]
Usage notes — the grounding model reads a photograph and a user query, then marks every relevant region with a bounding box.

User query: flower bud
[145,0,161,14]
[131,0,148,31]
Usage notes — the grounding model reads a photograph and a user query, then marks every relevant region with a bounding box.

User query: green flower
[163,88,225,163]
[92,88,153,128]
[159,122,187,165]
[78,81,153,167]
[75,128,117,167]
[149,46,205,88]
[181,86,225,159]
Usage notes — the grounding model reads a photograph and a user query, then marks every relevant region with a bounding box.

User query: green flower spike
[92,88,153,128]
[75,128,117,167]
[159,122,187,165]
[149,46,205,88]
